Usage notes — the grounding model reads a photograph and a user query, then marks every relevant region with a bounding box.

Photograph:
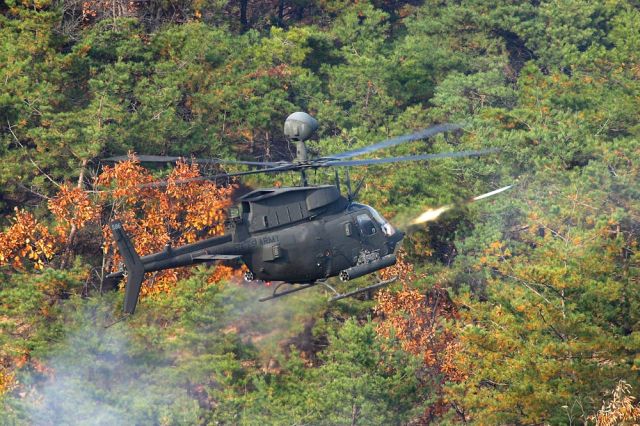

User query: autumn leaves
[0,157,237,295]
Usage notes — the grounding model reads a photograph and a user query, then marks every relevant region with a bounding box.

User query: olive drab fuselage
[228,185,402,283]
[115,185,403,291]
[108,185,404,314]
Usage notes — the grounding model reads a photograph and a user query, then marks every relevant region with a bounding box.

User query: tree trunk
[277,0,285,26]
[240,0,249,32]
[59,159,88,269]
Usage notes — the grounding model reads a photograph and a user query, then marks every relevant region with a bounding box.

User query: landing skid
[257,276,398,302]
[328,277,397,302]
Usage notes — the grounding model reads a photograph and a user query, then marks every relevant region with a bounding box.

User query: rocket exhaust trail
[471,185,513,201]
[410,205,453,226]
[408,185,513,226]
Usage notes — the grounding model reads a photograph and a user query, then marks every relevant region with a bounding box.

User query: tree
[444,139,640,423]
[240,318,427,424]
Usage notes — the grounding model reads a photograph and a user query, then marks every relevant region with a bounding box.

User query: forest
[1,0,639,424]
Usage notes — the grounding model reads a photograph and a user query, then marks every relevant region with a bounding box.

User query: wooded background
[1,0,639,424]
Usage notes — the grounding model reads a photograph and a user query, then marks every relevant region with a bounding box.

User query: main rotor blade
[321,148,499,167]
[104,154,285,167]
[138,164,295,188]
[324,123,462,160]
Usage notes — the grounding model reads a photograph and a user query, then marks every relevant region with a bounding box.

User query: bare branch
[6,120,61,189]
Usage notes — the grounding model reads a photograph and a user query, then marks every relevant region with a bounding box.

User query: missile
[409,185,513,226]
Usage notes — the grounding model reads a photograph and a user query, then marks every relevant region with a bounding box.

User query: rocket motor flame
[408,185,512,226]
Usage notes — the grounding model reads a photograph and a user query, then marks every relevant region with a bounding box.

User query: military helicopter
[106,112,498,314]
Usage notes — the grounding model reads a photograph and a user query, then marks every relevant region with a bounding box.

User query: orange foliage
[246,64,293,80]
[207,263,247,285]
[96,157,154,202]
[375,285,461,378]
[162,161,231,243]
[48,184,101,232]
[79,0,139,23]
[375,251,464,422]
[0,156,239,297]
[589,381,640,426]
[378,249,415,284]
[0,368,16,396]
[0,157,239,411]
[96,157,236,296]
[0,208,59,270]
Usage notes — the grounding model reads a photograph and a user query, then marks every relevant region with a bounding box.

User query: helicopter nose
[387,229,405,249]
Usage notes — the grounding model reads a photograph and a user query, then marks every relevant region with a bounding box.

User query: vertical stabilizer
[110,221,145,314]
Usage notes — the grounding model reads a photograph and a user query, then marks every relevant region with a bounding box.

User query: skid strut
[259,282,316,302]
[328,277,398,302]
[258,277,398,302]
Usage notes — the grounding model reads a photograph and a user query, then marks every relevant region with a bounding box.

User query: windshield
[349,203,385,224]
[349,203,396,236]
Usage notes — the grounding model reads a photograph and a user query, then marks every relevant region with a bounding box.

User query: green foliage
[2,0,640,423]
[0,267,87,364]
[240,318,426,425]
[443,139,640,423]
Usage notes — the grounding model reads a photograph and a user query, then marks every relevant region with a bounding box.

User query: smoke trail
[402,185,513,228]
[20,296,191,426]
[217,281,327,365]
[471,185,512,201]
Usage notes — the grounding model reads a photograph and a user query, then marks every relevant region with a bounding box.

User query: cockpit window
[349,203,384,223]
[368,206,386,225]
[356,214,376,236]
[350,203,396,237]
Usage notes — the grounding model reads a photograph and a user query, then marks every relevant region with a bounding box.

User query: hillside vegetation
[1,0,639,424]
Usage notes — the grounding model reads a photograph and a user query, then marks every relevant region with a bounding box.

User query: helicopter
[106,112,499,314]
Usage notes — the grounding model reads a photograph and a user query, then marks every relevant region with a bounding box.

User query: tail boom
[109,221,243,314]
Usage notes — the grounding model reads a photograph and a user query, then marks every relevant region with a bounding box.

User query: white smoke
[18,281,325,425]
[22,298,192,426]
